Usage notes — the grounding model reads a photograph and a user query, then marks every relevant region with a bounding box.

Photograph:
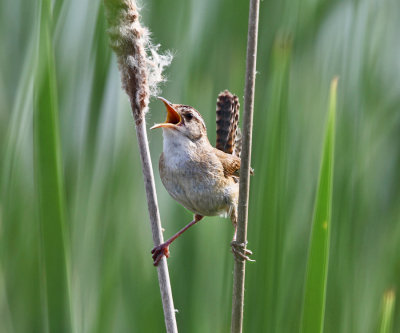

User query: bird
[150,91,253,266]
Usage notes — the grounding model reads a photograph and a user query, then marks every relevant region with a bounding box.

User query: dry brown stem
[231,0,260,332]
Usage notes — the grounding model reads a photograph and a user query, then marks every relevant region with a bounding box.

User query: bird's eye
[185,112,193,121]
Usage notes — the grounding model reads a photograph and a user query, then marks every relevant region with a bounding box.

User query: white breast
[162,129,196,168]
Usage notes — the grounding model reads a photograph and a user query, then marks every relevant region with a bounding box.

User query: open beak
[150,97,182,130]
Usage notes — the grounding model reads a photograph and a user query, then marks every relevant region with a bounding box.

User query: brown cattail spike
[104,0,172,120]
[216,90,240,156]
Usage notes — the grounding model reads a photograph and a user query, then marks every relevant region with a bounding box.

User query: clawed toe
[151,243,170,266]
[231,241,255,262]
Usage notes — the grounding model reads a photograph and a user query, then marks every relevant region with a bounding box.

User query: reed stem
[103,1,177,331]
[133,113,178,333]
[231,0,260,332]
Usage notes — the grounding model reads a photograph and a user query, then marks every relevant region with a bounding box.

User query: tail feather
[216,90,240,156]
[233,127,242,158]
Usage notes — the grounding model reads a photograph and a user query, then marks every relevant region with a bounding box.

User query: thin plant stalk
[103,1,177,332]
[231,0,260,332]
[134,115,178,333]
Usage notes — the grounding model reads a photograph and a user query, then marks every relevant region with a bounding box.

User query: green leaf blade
[300,77,337,333]
[34,1,71,331]
[379,289,396,333]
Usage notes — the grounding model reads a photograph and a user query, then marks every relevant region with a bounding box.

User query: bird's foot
[151,243,170,266]
[230,240,255,262]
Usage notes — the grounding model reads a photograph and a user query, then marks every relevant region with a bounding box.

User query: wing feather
[213,148,241,177]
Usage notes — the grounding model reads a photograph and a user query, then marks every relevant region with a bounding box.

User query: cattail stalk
[231,0,260,332]
[103,1,177,332]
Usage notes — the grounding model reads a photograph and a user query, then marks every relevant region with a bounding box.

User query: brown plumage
[213,149,241,177]
[216,90,240,156]
[150,96,252,266]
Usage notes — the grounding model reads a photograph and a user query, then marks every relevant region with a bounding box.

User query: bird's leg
[231,225,255,262]
[151,214,203,266]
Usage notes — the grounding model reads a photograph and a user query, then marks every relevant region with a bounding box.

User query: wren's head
[151,97,207,142]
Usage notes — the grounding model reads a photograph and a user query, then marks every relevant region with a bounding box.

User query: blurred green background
[1,0,400,332]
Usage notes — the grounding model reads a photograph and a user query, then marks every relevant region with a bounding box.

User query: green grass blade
[247,34,292,333]
[379,289,396,333]
[300,77,337,333]
[34,0,71,331]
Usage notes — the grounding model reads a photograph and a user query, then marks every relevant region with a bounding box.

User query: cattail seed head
[104,0,172,119]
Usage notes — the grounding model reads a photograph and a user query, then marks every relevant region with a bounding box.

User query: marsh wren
[150,91,253,266]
